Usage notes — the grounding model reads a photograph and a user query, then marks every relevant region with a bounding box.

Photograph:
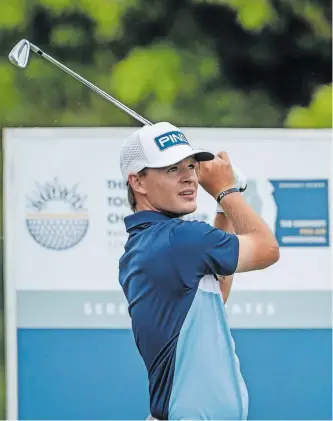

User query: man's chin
[162,203,197,218]
[183,203,197,215]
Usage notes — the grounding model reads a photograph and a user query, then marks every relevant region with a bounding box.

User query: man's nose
[181,168,197,183]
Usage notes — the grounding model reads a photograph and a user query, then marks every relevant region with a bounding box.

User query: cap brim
[193,150,215,162]
[145,148,214,170]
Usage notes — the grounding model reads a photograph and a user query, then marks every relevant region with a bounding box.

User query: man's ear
[128,173,147,195]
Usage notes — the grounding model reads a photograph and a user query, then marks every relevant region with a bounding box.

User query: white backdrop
[3,126,332,420]
[3,127,331,292]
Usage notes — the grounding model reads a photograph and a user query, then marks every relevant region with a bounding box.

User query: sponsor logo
[26,178,89,250]
[154,131,189,151]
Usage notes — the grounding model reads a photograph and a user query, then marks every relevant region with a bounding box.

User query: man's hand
[197,152,235,199]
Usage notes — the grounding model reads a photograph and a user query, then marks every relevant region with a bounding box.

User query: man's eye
[189,164,196,169]
[167,166,178,172]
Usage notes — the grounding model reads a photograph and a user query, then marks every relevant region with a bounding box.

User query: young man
[118,122,279,420]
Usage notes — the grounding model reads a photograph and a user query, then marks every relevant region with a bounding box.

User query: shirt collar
[124,210,173,232]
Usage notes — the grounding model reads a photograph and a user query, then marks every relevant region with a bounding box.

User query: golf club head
[8,39,30,68]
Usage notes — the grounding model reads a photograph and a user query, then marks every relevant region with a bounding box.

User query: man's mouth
[179,189,196,198]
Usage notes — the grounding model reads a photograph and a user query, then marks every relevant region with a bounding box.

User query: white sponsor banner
[3,127,332,293]
[3,126,332,420]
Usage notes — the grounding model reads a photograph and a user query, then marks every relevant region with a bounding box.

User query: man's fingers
[216,151,231,165]
[198,160,212,173]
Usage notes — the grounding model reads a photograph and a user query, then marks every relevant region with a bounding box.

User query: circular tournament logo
[25,178,89,251]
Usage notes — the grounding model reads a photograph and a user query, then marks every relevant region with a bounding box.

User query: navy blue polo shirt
[119,210,248,420]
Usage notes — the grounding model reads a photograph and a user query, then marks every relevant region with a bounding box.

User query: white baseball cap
[120,121,214,181]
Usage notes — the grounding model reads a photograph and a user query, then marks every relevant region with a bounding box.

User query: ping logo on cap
[154,131,189,151]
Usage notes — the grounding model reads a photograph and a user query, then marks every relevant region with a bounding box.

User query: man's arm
[220,192,279,273]
[214,213,235,302]
[199,152,279,273]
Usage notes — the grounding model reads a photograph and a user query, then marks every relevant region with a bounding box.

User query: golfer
[118,122,279,420]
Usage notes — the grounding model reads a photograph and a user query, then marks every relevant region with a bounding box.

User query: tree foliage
[286,82,332,128]
[0,0,331,129]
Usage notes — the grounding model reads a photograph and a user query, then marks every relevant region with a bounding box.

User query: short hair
[127,168,146,212]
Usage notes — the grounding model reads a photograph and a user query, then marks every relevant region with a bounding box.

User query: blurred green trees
[0,0,331,129]
[0,1,331,417]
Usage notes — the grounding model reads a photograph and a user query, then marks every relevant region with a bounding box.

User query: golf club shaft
[29,43,152,126]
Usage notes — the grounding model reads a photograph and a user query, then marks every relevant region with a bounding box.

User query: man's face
[135,157,199,215]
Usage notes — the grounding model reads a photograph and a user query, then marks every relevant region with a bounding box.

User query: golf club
[8,39,152,126]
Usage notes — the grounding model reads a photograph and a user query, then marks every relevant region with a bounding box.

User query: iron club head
[8,39,30,68]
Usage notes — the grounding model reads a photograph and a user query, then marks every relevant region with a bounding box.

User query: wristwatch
[216,187,239,204]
